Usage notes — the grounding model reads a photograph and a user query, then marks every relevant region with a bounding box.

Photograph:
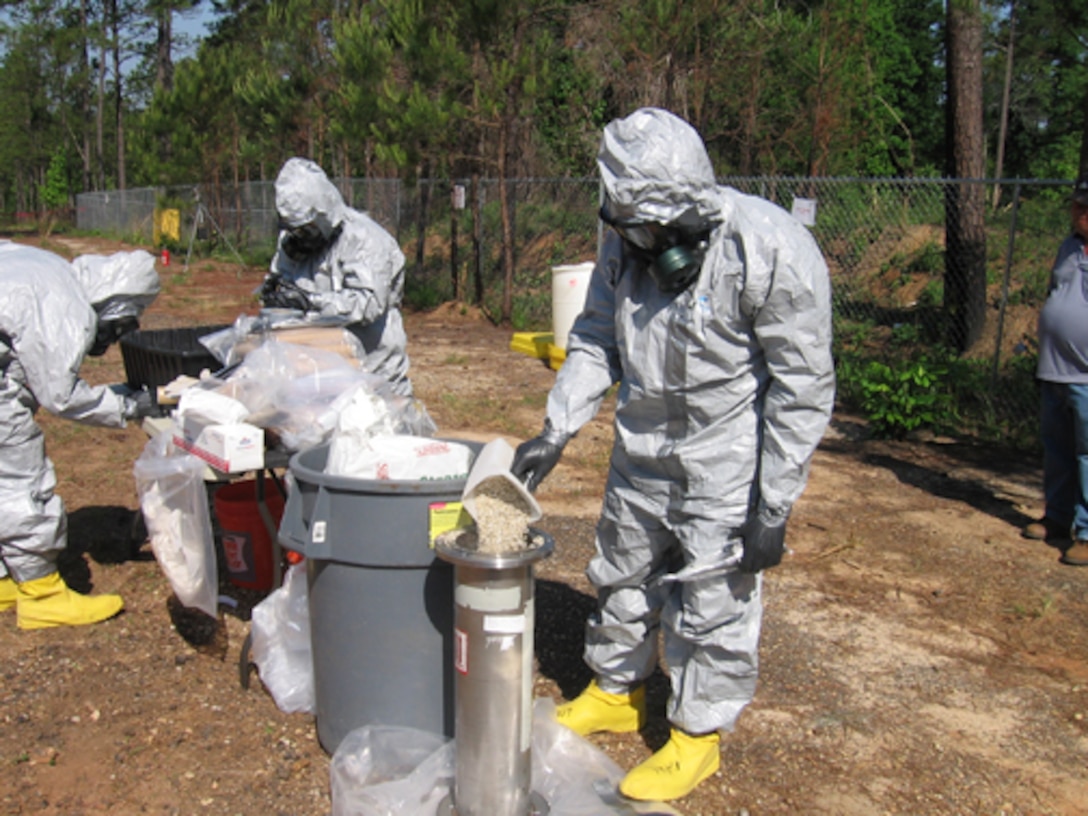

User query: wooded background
[3,0,1088,427]
[2,0,1086,210]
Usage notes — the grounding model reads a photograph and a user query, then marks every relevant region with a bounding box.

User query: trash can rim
[288,438,480,494]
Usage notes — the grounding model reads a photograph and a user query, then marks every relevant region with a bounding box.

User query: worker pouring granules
[512,107,835,802]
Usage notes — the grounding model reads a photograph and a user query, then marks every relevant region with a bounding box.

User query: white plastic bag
[249,562,315,715]
[325,384,397,475]
[132,431,218,618]
[326,435,474,481]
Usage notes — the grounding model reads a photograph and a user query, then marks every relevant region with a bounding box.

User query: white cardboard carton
[173,419,264,473]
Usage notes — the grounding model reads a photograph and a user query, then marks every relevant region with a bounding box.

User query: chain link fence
[77,176,1074,448]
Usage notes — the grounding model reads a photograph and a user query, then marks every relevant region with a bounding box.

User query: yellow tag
[429,501,472,547]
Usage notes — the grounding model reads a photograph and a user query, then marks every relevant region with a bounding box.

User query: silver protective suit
[546,109,835,733]
[70,250,161,322]
[0,242,157,583]
[269,158,412,396]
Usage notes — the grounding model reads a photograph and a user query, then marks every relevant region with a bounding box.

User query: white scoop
[461,437,542,524]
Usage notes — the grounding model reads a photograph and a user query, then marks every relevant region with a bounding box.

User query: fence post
[991,181,1022,388]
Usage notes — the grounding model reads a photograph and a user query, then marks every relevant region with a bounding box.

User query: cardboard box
[173,419,265,473]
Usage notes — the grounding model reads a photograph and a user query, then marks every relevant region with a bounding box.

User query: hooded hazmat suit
[524,109,835,737]
[264,158,412,397]
[0,242,160,585]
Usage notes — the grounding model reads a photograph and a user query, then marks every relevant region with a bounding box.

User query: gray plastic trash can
[279,440,479,754]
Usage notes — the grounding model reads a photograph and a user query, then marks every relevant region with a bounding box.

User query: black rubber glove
[739,505,789,573]
[510,419,570,492]
[123,388,156,421]
[259,275,280,299]
[263,281,313,312]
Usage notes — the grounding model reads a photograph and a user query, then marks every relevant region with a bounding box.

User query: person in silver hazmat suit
[0,242,160,630]
[260,157,413,397]
[511,108,835,802]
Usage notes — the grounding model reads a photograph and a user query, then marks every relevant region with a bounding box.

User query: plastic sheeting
[132,431,218,618]
[249,562,315,714]
[176,332,434,453]
[330,699,683,816]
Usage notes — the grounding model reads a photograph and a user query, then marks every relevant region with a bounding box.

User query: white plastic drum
[550,262,594,351]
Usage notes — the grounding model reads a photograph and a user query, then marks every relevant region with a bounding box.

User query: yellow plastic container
[548,344,566,371]
[509,332,553,360]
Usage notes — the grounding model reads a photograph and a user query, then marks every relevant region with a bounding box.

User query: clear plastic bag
[249,562,315,714]
[132,431,218,618]
[329,699,683,815]
[330,726,453,816]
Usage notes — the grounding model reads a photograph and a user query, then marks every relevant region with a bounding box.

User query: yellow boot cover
[16,573,124,631]
[619,728,721,802]
[0,576,16,612]
[555,680,646,736]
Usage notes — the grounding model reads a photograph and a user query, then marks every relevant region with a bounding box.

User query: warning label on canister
[428,501,471,547]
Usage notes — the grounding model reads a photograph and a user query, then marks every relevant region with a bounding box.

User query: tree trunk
[498,118,514,324]
[79,0,92,193]
[97,41,106,189]
[110,0,125,190]
[156,5,174,92]
[472,173,484,306]
[450,182,460,301]
[944,0,987,353]
[156,2,175,167]
[1079,82,1088,180]
[992,7,1015,209]
[414,163,431,282]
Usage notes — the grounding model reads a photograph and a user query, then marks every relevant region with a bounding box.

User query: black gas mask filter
[89,316,139,357]
[599,206,707,294]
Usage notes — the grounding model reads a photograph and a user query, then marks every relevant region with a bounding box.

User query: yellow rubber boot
[555,680,646,736]
[0,577,16,612]
[16,573,124,631]
[619,728,721,802]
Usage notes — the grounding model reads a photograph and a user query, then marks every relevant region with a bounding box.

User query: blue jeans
[1040,381,1088,540]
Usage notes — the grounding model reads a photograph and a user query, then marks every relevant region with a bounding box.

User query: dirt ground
[1,235,1086,816]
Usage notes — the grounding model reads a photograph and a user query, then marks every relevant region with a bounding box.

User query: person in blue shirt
[1023,178,1088,566]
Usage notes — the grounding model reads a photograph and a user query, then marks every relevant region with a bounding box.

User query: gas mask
[599,207,707,294]
[89,316,139,357]
[281,221,341,261]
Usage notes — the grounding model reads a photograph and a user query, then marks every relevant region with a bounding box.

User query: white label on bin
[455,583,521,612]
[311,520,327,544]
[454,627,468,675]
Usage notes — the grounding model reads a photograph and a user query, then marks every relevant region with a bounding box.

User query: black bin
[120,325,228,393]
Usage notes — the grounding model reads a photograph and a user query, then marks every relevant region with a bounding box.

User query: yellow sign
[154,208,181,244]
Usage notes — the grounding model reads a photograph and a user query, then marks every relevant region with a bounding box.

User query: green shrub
[855,357,956,438]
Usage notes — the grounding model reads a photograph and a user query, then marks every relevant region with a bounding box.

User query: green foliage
[906,242,944,275]
[854,357,956,438]
[917,277,943,308]
[404,276,449,311]
[3,0,1088,213]
[510,289,551,332]
[41,149,69,210]
[834,319,1041,449]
